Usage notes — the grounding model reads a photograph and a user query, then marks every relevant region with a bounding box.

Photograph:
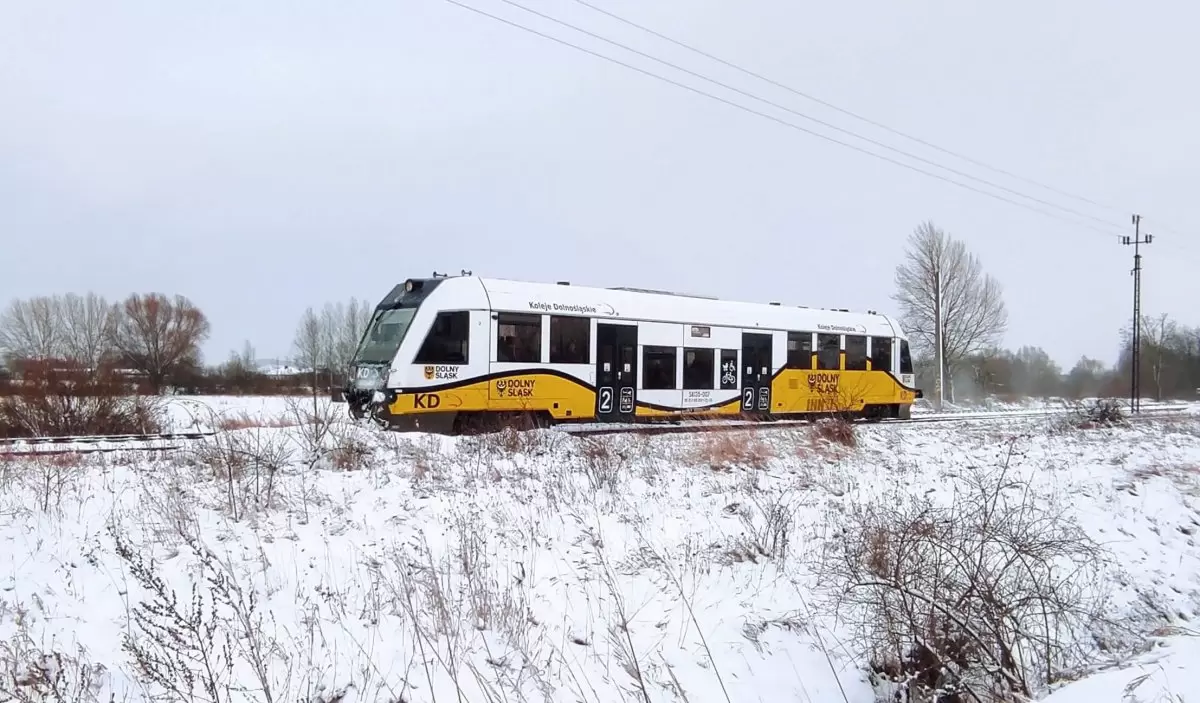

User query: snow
[1042,633,1200,702]
[2,396,1199,702]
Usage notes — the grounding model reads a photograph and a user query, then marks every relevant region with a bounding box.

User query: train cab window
[549,315,589,364]
[816,333,841,370]
[899,340,914,375]
[414,311,470,364]
[719,349,738,390]
[844,335,868,371]
[642,346,677,390]
[683,348,715,389]
[871,337,892,373]
[787,331,814,369]
[497,313,542,363]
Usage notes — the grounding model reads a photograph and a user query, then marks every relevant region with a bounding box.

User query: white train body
[343,275,919,431]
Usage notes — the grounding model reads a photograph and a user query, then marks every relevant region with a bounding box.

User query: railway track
[0,431,217,458]
[0,404,1192,454]
[553,403,1194,437]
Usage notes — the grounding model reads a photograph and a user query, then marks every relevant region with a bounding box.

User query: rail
[0,402,1191,451]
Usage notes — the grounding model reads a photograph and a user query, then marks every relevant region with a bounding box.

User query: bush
[0,361,164,438]
[820,447,1117,702]
[812,417,857,448]
[1076,398,1127,426]
[1051,398,1128,433]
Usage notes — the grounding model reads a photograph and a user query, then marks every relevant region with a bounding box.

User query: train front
[342,281,424,422]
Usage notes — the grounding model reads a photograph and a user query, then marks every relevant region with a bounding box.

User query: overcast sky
[2,0,1196,369]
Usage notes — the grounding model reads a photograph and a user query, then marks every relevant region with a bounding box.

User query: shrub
[0,361,164,438]
[820,447,1117,702]
[1051,398,1128,433]
[1076,398,1127,427]
[811,417,857,448]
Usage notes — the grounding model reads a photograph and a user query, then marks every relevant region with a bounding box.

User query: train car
[339,274,921,433]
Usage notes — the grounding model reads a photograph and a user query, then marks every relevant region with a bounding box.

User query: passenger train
[339,274,921,433]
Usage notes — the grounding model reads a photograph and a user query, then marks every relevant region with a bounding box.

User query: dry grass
[576,436,625,491]
[1126,462,1200,496]
[0,452,88,513]
[185,429,294,520]
[0,599,111,703]
[690,430,775,471]
[215,412,298,431]
[810,417,857,448]
[327,424,372,471]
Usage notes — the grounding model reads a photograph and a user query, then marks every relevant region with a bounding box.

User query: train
[338,274,921,433]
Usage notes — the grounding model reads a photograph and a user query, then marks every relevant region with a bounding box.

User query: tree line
[0,292,210,394]
[892,220,1200,403]
[0,292,375,396]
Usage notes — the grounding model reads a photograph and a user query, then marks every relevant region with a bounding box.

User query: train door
[595,323,638,422]
[741,332,773,413]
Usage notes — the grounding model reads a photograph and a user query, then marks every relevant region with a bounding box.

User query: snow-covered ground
[911,394,1195,415]
[2,396,1199,702]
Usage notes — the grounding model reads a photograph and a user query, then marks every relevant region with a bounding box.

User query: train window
[787,331,814,369]
[497,313,542,363]
[899,340,914,374]
[413,311,470,364]
[642,346,677,390]
[844,335,867,371]
[871,337,892,372]
[816,333,841,370]
[683,348,715,389]
[549,316,589,364]
[719,349,738,389]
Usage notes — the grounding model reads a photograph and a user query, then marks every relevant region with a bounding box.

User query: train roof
[407,276,907,338]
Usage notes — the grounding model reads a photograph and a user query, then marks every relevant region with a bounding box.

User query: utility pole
[935,265,945,411]
[1122,214,1152,414]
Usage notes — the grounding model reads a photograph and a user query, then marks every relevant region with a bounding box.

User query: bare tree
[61,292,115,369]
[340,297,373,367]
[219,340,262,393]
[0,296,63,362]
[318,303,339,383]
[325,297,373,373]
[893,221,1008,402]
[1064,356,1109,399]
[292,306,325,399]
[109,293,211,393]
[1121,312,1179,402]
[291,298,373,400]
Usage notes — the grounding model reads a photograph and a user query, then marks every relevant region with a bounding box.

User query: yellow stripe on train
[387,373,597,420]
[387,369,914,420]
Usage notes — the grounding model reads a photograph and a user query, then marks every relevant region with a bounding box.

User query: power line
[487,0,1124,234]
[439,0,1124,235]
[571,0,1129,218]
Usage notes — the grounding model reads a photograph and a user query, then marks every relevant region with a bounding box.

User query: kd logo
[414,393,440,409]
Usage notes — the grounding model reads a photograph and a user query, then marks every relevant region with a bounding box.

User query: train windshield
[899,340,914,374]
[353,308,418,364]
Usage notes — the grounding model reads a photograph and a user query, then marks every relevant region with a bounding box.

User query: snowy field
[2,395,1199,702]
